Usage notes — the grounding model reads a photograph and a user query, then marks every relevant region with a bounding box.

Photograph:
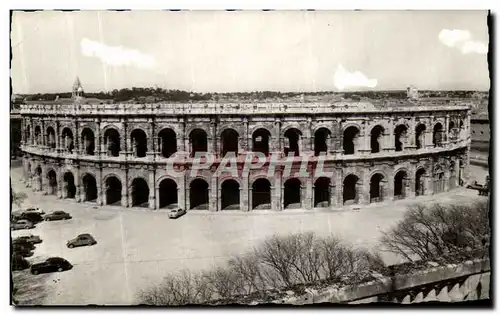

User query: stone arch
[103,128,121,157]
[394,124,408,152]
[46,126,56,150]
[415,167,427,196]
[189,177,209,210]
[249,124,275,138]
[370,125,385,153]
[158,128,177,158]
[433,122,444,147]
[343,174,359,205]
[394,169,408,199]
[131,128,148,158]
[81,128,96,155]
[314,177,330,208]
[415,123,426,149]
[61,127,75,153]
[221,179,240,210]
[283,177,302,209]
[221,128,239,157]
[62,171,76,199]
[46,169,58,195]
[158,178,178,209]
[131,177,150,207]
[369,172,386,203]
[251,178,271,210]
[81,173,98,202]
[189,128,208,157]
[252,128,271,155]
[342,123,362,133]
[283,128,302,157]
[105,175,122,206]
[34,125,42,146]
[343,126,360,155]
[433,163,446,193]
[314,127,331,156]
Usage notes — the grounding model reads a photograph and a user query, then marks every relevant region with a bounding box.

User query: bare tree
[381,200,490,263]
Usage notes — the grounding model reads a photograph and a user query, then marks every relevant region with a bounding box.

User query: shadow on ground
[12,270,51,305]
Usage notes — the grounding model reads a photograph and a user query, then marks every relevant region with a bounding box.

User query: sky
[10,10,490,94]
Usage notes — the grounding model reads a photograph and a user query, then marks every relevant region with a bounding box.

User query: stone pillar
[444,114,450,146]
[426,118,434,148]
[274,169,282,211]
[335,168,343,206]
[98,185,104,205]
[149,170,155,209]
[304,177,312,210]
[385,118,395,152]
[210,175,218,211]
[147,122,155,160]
[179,175,186,210]
[329,182,337,208]
[243,117,249,153]
[121,122,128,159]
[155,186,160,209]
[360,125,370,154]
[75,167,81,202]
[384,178,393,201]
[241,174,249,211]
[122,182,129,207]
[95,120,101,157]
[273,119,281,156]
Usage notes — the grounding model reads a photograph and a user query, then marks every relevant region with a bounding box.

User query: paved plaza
[10,163,488,305]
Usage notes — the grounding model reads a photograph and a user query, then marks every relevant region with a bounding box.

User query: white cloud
[460,40,488,55]
[80,38,156,69]
[438,29,471,47]
[333,64,378,91]
[438,29,488,55]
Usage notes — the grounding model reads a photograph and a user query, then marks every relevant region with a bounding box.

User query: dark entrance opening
[158,128,177,158]
[131,178,149,207]
[415,168,426,196]
[314,128,330,156]
[46,127,56,151]
[433,123,443,147]
[252,178,271,210]
[81,128,95,155]
[104,128,121,157]
[105,176,122,206]
[35,166,42,190]
[190,129,208,157]
[370,125,384,153]
[415,124,426,149]
[34,126,41,146]
[394,171,407,199]
[61,128,74,153]
[82,174,97,202]
[47,170,57,195]
[131,129,148,158]
[343,174,358,205]
[314,177,330,207]
[343,126,360,155]
[159,178,178,209]
[284,178,301,209]
[221,129,239,157]
[284,129,301,157]
[394,125,407,152]
[370,173,384,203]
[221,179,240,210]
[252,128,270,156]
[63,172,76,199]
[190,178,209,210]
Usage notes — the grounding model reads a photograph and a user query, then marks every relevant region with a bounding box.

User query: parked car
[67,234,97,248]
[168,208,186,219]
[12,239,36,250]
[11,210,24,221]
[20,212,44,223]
[11,219,34,230]
[13,235,42,244]
[44,211,72,221]
[11,254,30,271]
[31,257,73,275]
[12,245,34,257]
[24,207,45,215]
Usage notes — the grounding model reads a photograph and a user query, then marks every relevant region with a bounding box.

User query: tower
[72,76,84,99]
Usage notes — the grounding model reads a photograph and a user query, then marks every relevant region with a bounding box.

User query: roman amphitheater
[19,81,472,212]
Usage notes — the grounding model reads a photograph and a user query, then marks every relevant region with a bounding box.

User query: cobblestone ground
[10,164,488,305]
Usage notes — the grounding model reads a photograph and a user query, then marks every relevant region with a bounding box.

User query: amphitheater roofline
[20,101,471,116]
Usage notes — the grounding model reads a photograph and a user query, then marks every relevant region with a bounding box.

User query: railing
[20,102,471,116]
[272,259,490,305]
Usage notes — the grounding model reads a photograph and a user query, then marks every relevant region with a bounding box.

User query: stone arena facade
[19,99,471,212]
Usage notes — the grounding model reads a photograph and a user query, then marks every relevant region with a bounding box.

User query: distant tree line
[17,88,489,103]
